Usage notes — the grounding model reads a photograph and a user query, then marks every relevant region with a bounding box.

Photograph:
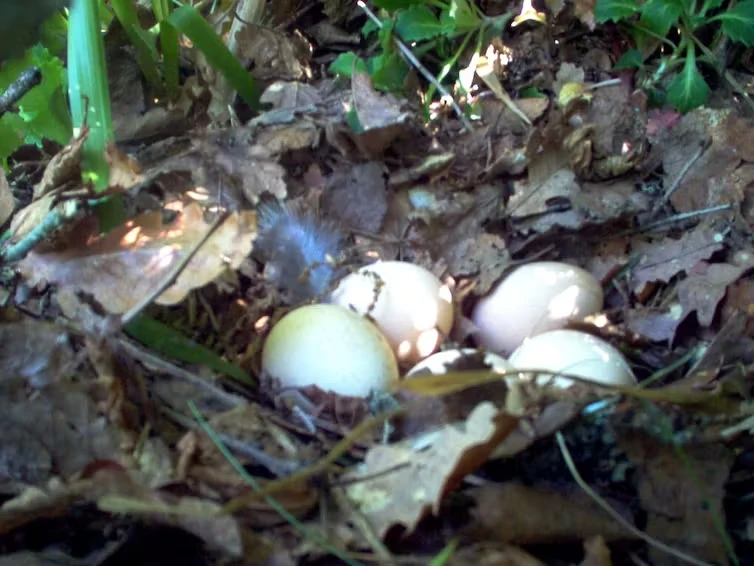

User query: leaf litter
[1,2,754,565]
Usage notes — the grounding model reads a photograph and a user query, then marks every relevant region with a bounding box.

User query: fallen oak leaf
[336,402,518,538]
[19,202,257,314]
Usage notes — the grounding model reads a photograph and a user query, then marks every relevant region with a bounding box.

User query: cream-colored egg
[262,304,398,397]
[406,348,512,376]
[472,261,603,355]
[330,261,453,364]
[509,329,636,388]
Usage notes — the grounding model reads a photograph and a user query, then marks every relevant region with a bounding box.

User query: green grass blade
[124,314,255,386]
[68,0,125,229]
[110,0,164,95]
[168,5,259,110]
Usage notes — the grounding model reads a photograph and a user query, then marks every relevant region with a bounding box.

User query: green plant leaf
[362,18,380,37]
[69,0,125,229]
[614,48,644,69]
[0,116,25,165]
[429,540,458,566]
[378,18,396,53]
[152,0,180,100]
[328,52,368,78]
[369,52,409,92]
[713,0,754,47]
[699,0,724,18]
[39,11,69,57]
[111,0,163,95]
[639,0,682,38]
[440,0,480,36]
[485,10,514,38]
[666,49,710,112]
[594,0,642,23]
[395,4,446,41]
[518,87,546,98]
[168,5,259,109]
[373,0,425,10]
[0,45,71,165]
[124,315,254,385]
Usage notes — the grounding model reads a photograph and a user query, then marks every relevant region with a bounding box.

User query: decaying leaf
[0,172,14,226]
[465,483,637,544]
[0,317,75,390]
[19,202,257,313]
[338,402,518,538]
[617,428,734,565]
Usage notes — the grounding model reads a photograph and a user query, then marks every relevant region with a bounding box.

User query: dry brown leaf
[0,317,76,390]
[323,161,388,234]
[19,202,257,313]
[259,80,321,109]
[466,483,637,544]
[105,142,143,190]
[624,307,685,343]
[250,122,320,155]
[0,386,120,485]
[678,254,754,327]
[630,223,726,296]
[0,171,14,226]
[8,192,78,244]
[449,541,546,566]
[338,402,518,538]
[33,128,87,199]
[573,0,597,30]
[617,430,734,565]
[348,72,411,157]
[652,109,754,219]
[580,536,612,566]
[235,26,309,82]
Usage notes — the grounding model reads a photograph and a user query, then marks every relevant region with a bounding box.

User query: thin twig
[639,204,733,233]
[0,67,42,118]
[1,200,82,263]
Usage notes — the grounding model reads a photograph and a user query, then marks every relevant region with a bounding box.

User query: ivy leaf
[713,0,754,47]
[666,49,710,112]
[395,4,446,41]
[594,0,641,23]
[640,0,682,38]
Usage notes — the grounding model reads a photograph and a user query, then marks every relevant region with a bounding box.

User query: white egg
[330,261,454,365]
[472,261,603,355]
[406,348,512,376]
[509,329,636,388]
[262,304,398,397]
